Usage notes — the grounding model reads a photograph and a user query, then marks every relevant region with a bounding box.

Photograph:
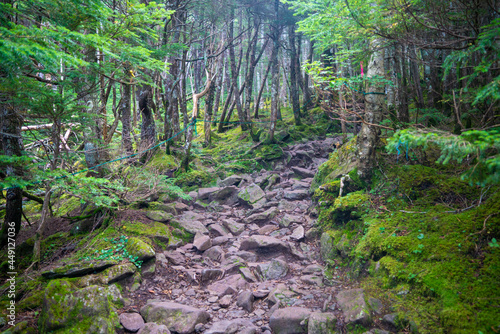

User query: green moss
[174,169,213,191]
[53,195,81,217]
[147,151,179,170]
[311,136,358,191]
[318,191,370,227]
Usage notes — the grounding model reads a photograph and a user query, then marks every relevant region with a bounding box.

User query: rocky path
[116,137,381,334]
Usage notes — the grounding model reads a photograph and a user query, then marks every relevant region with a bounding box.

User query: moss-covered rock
[174,170,213,191]
[125,237,155,262]
[38,279,120,333]
[318,191,370,227]
[147,151,178,170]
[311,136,358,191]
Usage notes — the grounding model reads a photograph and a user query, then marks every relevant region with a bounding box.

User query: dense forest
[0,0,499,333]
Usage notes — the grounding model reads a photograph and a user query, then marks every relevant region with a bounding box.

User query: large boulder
[336,289,371,326]
[269,307,311,334]
[39,280,121,333]
[140,302,210,334]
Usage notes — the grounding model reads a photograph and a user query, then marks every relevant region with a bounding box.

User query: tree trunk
[356,38,385,185]
[269,0,281,143]
[0,101,23,249]
[228,7,249,131]
[137,85,156,161]
[396,44,409,123]
[120,69,133,155]
[254,60,272,119]
[288,24,301,125]
[204,78,216,146]
[31,188,52,269]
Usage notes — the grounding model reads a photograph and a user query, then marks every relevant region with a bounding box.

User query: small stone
[219,295,232,308]
[307,312,336,334]
[290,225,305,240]
[193,234,212,251]
[208,296,218,303]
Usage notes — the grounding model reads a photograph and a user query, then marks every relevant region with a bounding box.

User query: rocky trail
[112,136,385,334]
[34,136,392,334]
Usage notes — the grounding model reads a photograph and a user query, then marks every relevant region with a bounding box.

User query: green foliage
[387,128,500,186]
[443,18,500,105]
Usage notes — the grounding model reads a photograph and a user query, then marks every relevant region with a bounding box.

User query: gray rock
[237,290,254,313]
[205,319,257,334]
[268,284,298,306]
[238,183,266,206]
[212,236,230,246]
[279,214,302,227]
[239,235,289,253]
[140,302,210,334]
[257,258,288,280]
[234,251,257,262]
[307,312,337,334]
[283,190,309,201]
[209,224,229,237]
[245,207,279,224]
[203,246,225,262]
[300,275,324,286]
[120,312,145,333]
[176,219,209,236]
[213,186,238,201]
[198,187,221,200]
[223,219,245,235]
[258,224,279,235]
[208,274,248,297]
[303,264,323,274]
[193,234,212,251]
[382,313,399,328]
[239,267,259,283]
[269,307,311,334]
[219,295,233,308]
[201,269,224,284]
[290,226,305,240]
[178,211,205,222]
[218,175,243,188]
[368,298,384,315]
[291,166,315,178]
[138,323,171,334]
[126,237,156,262]
[164,250,186,265]
[146,210,173,222]
[278,200,297,212]
[336,289,371,326]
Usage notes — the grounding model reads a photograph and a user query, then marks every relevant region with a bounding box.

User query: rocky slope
[5,137,399,334]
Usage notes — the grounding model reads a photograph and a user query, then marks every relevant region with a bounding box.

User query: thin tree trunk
[31,188,52,269]
[269,0,281,143]
[254,60,272,119]
[288,24,301,125]
[357,38,385,184]
[0,100,23,248]
[120,69,133,155]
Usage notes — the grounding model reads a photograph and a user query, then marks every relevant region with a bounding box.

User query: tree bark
[288,24,301,125]
[120,69,133,155]
[356,38,385,185]
[228,7,249,131]
[269,0,281,143]
[0,100,23,249]
[137,85,156,161]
